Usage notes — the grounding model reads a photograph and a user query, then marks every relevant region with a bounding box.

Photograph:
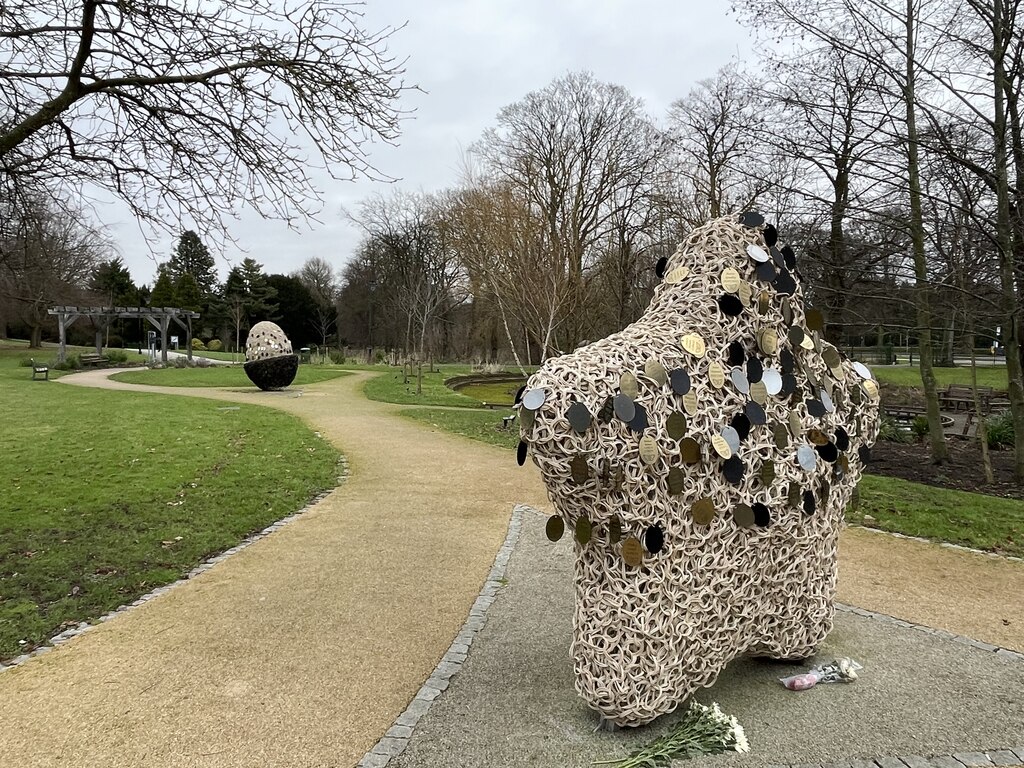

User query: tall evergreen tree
[168,230,217,296]
[174,272,202,312]
[90,257,138,306]
[150,266,175,307]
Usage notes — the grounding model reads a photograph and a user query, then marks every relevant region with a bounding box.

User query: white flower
[732,722,750,753]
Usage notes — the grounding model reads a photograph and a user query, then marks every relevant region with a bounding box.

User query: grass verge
[111,365,350,388]
[0,349,341,661]
[871,365,1009,389]
[402,407,519,450]
[850,474,1024,557]
[362,364,485,407]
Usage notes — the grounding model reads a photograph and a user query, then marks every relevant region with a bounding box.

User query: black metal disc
[746,357,764,384]
[744,400,767,425]
[763,223,779,247]
[835,427,850,452]
[779,348,795,374]
[669,368,691,395]
[644,524,665,554]
[756,260,778,283]
[655,256,668,279]
[816,441,839,463]
[781,245,797,270]
[514,385,526,405]
[806,399,827,418]
[598,395,615,423]
[718,294,744,317]
[858,445,872,463]
[516,440,528,466]
[613,393,636,423]
[753,502,771,527]
[771,246,786,268]
[628,402,649,432]
[728,340,746,367]
[731,412,751,441]
[773,268,797,296]
[739,211,765,227]
[566,402,592,434]
[723,456,745,484]
[802,489,816,515]
[780,373,797,396]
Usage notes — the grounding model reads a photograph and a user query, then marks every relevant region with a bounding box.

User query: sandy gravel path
[0,367,1020,768]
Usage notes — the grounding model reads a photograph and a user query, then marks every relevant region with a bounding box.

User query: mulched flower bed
[868,438,1024,501]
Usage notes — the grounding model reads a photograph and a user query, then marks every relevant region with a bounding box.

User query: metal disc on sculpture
[807,399,827,418]
[718,295,744,316]
[546,515,565,542]
[816,441,840,463]
[570,454,589,484]
[721,426,741,454]
[757,291,770,315]
[781,299,794,326]
[771,246,786,268]
[802,490,817,515]
[806,308,825,332]
[807,428,828,446]
[733,503,755,528]
[608,515,622,544]
[760,460,776,485]
[575,517,593,545]
[731,412,751,441]
[797,444,817,471]
[762,368,782,395]
[738,281,753,307]
[666,411,688,440]
[730,367,750,394]
[788,482,802,508]
[740,211,765,227]
[753,503,772,527]
[680,438,701,464]
[763,223,779,247]
[691,497,717,525]
[789,410,803,437]
[744,400,767,425]
[747,244,770,263]
[723,456,745,484]
[746,357,764,383]
[681,334,706,358]
[773,422,789,448]
[655,256,668,279]
[622,537,644,567]
[520,407,536,432]
[708,361,726,389]
[758,328,779,356]
[711,434,733,460]
[800,333,815,351]
[667,466,685,495]
[858,445,872,463]
[682,391,698,416]
[567,402,592,434]
[522,388,547,411]
[774,269,798,296]
[613,394,636,422]
[853,361,873,380]
[822,344,841,369]
[835,426,850,451]
[644,524,665,554]
[780,348,795,373]
[645,359,668,387]
[782,244,797,269]
[788,326,805,347]
[669,368,691,395]
[514,385,526,405]
[666,266,690,284]
[727,341,745,366]
[639,436,660,465]
[756,261,778,283]
[862,379,880,400]
[721,268,741,293]
[619,372,639,398]
[749,381,768,406]
[516,440,528,466]
[628,403,650,432]
[820,388,836,413]
[598,396,615,423]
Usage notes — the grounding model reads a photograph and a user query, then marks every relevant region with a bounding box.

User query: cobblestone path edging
[0,455,349,673]
[356,503,526,768]
[356,505,1023,768]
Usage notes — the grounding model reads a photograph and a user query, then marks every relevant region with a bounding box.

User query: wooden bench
[499,413,517,431]
[30,358,49,381]
[80,353,110,367]
[883,405,925,421]
[940,385,992,412]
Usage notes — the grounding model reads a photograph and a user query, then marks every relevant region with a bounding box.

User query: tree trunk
[29,324,42,348]
[905,0,948,463]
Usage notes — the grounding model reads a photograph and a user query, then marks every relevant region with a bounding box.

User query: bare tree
[1,0,409,235]
[298,256,339,352]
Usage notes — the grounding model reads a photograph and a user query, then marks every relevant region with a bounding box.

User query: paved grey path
[387,507,1024,768]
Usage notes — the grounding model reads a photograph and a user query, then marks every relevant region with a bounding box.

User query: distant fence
[845,345,895,365]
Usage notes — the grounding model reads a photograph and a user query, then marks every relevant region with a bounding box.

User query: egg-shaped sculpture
[243,321,298,390]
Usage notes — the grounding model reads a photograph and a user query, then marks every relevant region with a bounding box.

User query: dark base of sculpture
[244,354,298,390]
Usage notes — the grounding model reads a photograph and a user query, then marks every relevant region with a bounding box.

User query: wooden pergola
[47,306,201,364]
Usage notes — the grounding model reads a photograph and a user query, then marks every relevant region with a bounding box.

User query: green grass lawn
[850,474,1024,557]
[456,380,525,406]
[871,365,1009,389]
[0,349,341,661]
[402,407,520,450]
[362,364,485,408]
[111,365,350,388]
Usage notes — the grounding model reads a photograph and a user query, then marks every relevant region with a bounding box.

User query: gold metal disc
[639,435,659,465]
[622,536,643,567]
[708,361,725,388]
[619,371,639,398]
[691,497,716,525]
[680,333,706,358]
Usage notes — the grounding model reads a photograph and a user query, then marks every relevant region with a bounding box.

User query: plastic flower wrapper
[780,657,862,691]
[593,701,749,767]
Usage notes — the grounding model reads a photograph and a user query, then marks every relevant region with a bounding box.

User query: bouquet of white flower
[593,701,749,767]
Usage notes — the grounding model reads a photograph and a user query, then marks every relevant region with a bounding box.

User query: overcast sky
[109,0,756,286]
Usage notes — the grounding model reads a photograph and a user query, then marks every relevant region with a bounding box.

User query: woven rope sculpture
[517,214,880,727]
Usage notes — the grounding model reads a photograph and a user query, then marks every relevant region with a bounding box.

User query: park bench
[30,358,48,381]
[499,412,517,431]
[80,353,110,367]
[940,384,993,412]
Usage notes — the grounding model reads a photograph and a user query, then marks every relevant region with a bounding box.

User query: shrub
[878,414,913,443]
[17,357,32,367]
[106,350,128,364]
[207,339,223,351]
[911,415,929,440]
[191,338,207,351]
[986,411,1015,449]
